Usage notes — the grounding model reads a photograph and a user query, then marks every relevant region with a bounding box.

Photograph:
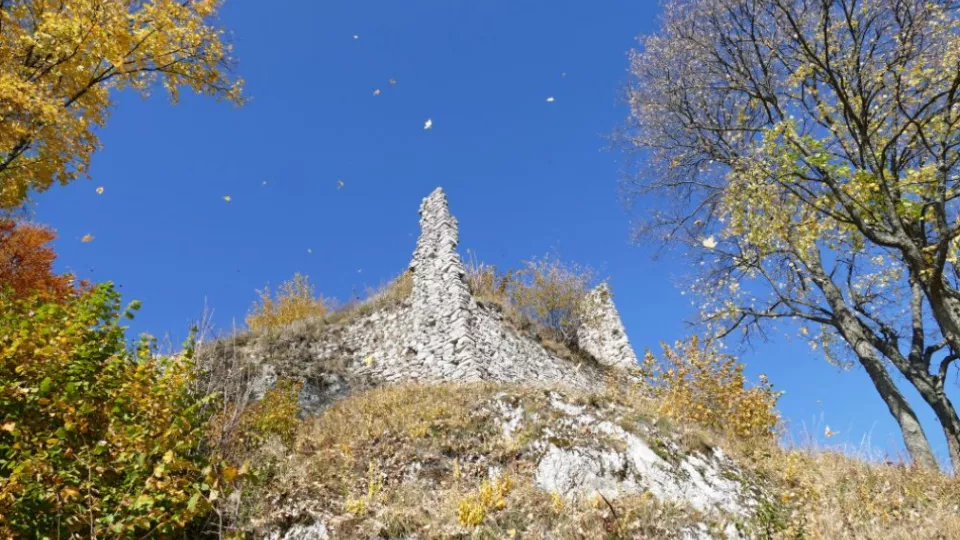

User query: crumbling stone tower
[390,187,637,385]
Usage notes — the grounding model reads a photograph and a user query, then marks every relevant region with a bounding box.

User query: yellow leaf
[81,234,94,243]
[95,186,104,194]
[223,195,231,202]
[1,421,14,433]
[163,450,174,463]
[223,466,238,482]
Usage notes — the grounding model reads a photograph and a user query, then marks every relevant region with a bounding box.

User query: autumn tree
[0,218,73,300]
[625,0,960,471]
[0,0,243,209]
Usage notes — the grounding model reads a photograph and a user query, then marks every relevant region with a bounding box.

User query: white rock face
[534,393,751,518]
[268,521,328,540]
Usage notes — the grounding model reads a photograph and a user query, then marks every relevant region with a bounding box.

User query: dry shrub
[246,273,328,332]
[464,260,515,304]
[510,256,595,344]
[202,379,303,532]
[640,336,782,440]
[465,254,595,346]
[207,379,302,466]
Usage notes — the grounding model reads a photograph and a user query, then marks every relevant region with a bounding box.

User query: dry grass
[225,381,960,539]
[326,270,413,325]
[727,438,960,539]
[236,383,742,538]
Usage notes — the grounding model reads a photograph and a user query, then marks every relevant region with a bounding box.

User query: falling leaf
[81,234,94,243]
[825,426,838,438]
[561,72,567,78]
[337,179,345,189]
[373,88,381,96]
[95,186,104,195]
[701,236,718,249]
[261,180,268,186]
[546,96,555,102]
[307,248,313,254]
[424,118,433,130]
[388,77,397,85]
[223,195,231,202]
[353,34,359,40]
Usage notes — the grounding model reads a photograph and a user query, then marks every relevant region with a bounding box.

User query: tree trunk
[804,255,941,470]
[906,377,960,472]
[855,349,940,471]
[915,286,960,472]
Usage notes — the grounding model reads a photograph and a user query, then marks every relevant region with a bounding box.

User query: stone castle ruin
[201,188,638,411]
[207,190,764,539]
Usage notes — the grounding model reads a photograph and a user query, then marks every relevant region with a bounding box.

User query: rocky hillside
[195,189,960,539]
[251,384,768,539]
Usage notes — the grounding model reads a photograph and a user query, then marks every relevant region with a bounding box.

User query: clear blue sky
[29,0,958,465]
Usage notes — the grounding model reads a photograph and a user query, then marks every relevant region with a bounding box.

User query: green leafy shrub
[0,284,219,537]
[208,378,302,467]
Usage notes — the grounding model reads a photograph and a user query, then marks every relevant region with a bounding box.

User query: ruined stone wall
[577,283,639,369]
[204,188,639,413]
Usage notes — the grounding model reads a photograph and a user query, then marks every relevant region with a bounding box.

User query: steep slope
[196,189,960,540]
[251,384,767,540]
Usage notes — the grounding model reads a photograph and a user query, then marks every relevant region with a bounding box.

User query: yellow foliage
[640,336,782,440]
[209,378,302,464]
[345,462,383,516]
[0,0,243,208]
[0,285,219,536]
[456,474,514,527]
[247,273,328,331]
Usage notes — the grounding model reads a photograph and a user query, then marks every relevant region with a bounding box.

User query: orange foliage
[0,218,74,301]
